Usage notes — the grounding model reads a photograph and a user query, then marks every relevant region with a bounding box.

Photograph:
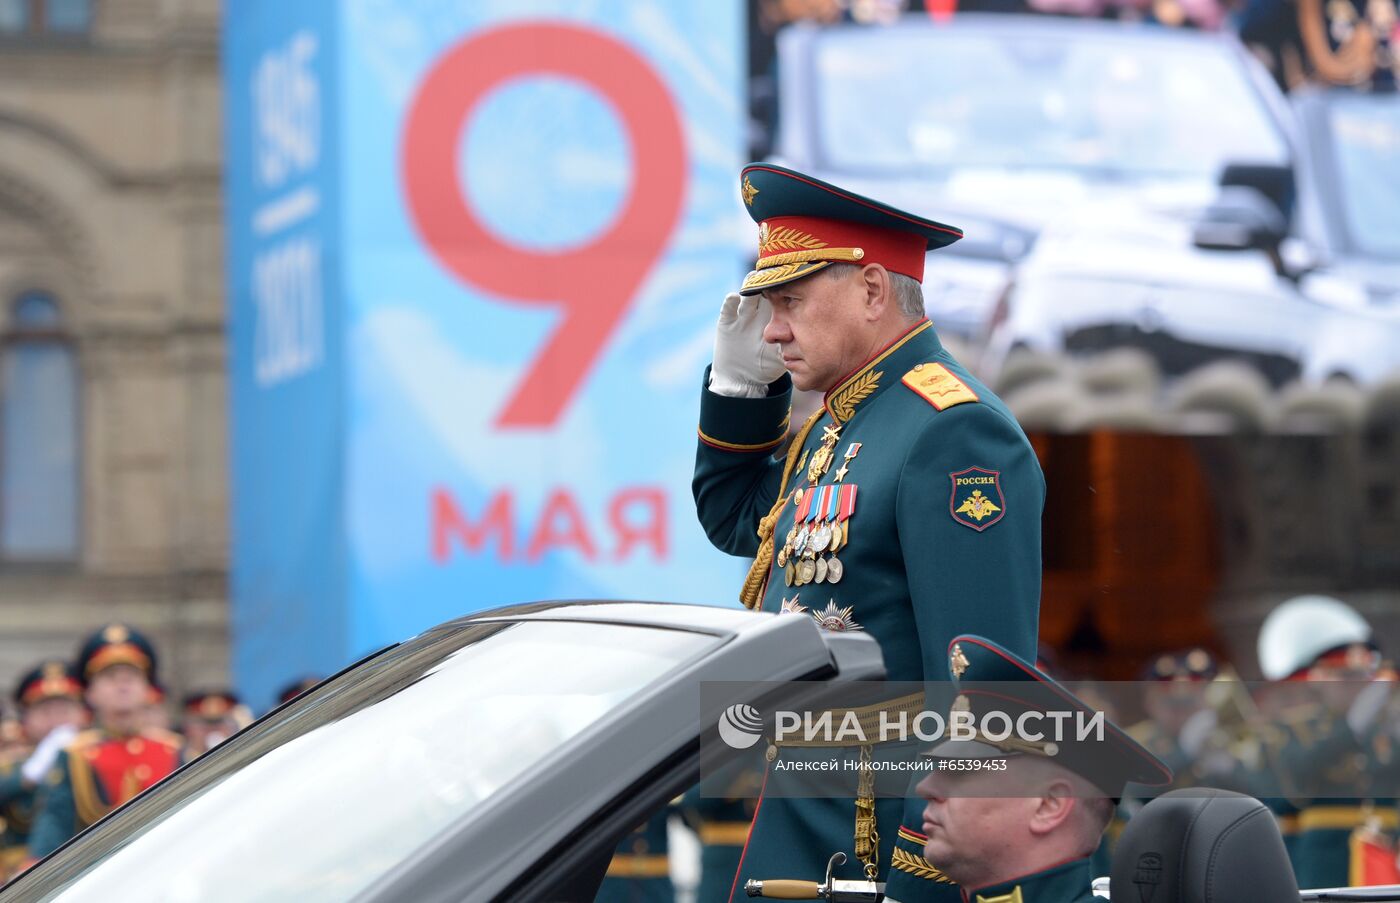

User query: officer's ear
[1027,778,1079,837]
[859,263,892,322]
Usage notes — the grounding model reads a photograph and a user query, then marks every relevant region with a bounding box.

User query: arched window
[2,292,79,561]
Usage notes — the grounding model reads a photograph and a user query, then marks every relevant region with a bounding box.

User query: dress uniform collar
[823,318,940,425]
[961,855,1094,903]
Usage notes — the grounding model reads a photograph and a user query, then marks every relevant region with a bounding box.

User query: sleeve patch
[949,467,1005,531]
[902,363,979,411]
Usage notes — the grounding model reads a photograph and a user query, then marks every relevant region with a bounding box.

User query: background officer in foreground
[0,662,87,878]
[906,635,1172,903]
[694,163,1044,900]
[26,624,183,860]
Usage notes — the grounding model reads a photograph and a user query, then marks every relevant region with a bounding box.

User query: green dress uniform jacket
[958,857,1098,903]
[27,728,182,859]
[679,760,763,903]
[595,811,674,903]
[1272,702,1399,889]
[0,750,35,876]
[693,319,1044,900]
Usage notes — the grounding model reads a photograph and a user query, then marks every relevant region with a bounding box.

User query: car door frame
[349,610,886,903]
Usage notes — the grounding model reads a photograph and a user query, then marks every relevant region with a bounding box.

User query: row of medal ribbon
[777,483,857,586]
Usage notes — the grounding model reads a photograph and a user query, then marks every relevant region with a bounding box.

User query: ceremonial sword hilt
[744,852,885,902]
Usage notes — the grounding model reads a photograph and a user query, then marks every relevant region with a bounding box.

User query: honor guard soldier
[0,661,87,878]
[908,636,1172,903]
[1256,595,1399,889]
[1129,648,1219,782]
[274,676,321,711]
[694,164,1044,901]
[680,759,763,902]
[596,811,675,903]
[181,691,251,762]
[25,624,184,860]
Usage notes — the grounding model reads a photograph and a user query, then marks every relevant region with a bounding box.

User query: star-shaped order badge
[948,467,1006,532]
[780,596,808,616]
[811,601,861,632]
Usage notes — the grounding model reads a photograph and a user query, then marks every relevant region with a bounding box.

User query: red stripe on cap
[758,216,928,283]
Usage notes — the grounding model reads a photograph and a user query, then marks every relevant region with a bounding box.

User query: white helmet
[1257,595,1373,680]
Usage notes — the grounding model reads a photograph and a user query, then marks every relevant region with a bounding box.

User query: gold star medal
[834,442,861,482]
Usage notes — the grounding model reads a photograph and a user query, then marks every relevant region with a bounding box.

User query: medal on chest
[777,481,858,588]
[806,424,842,484]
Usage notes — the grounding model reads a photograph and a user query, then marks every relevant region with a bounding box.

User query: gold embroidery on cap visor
[740,259,833,294]
[740,249,869,293]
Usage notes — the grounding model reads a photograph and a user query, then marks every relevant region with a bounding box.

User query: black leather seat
[1111,788,1298,902]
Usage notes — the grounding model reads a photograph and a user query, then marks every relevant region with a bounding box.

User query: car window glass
[1326,96,1400,259]
[35,620,717,903]
[813,30,1288,179]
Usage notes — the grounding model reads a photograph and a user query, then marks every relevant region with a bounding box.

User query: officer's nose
[761,305,788,346]
[914,772,946,802]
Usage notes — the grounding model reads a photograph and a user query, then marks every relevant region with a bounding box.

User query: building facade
[0,0,228,700]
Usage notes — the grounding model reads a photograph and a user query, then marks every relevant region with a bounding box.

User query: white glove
[21,723,79,785]
[1177,707,1219,759]
[708,293,786,398]
[1348,680,1392,737]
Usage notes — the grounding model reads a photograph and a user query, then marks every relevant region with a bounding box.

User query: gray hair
[823,263,925,319]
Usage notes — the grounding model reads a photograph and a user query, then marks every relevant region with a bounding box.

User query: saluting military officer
[1128,648,1220,783]
[693,164,1045,900]
[26,624,184,860]
[904,636,1172,903]
[0,661,88,877]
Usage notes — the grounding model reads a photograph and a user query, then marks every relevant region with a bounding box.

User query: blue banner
[227,1,747,709]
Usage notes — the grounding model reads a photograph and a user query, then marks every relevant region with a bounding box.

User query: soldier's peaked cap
[13,659,83,708]
[738,163,962,296]
[77,622,157,684]
[931,634,1172,797]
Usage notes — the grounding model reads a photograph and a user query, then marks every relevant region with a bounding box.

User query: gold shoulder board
[902,362,979,411]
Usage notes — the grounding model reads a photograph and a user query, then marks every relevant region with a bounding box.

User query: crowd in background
[746,0,1399,157]
[0,624,316,883]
